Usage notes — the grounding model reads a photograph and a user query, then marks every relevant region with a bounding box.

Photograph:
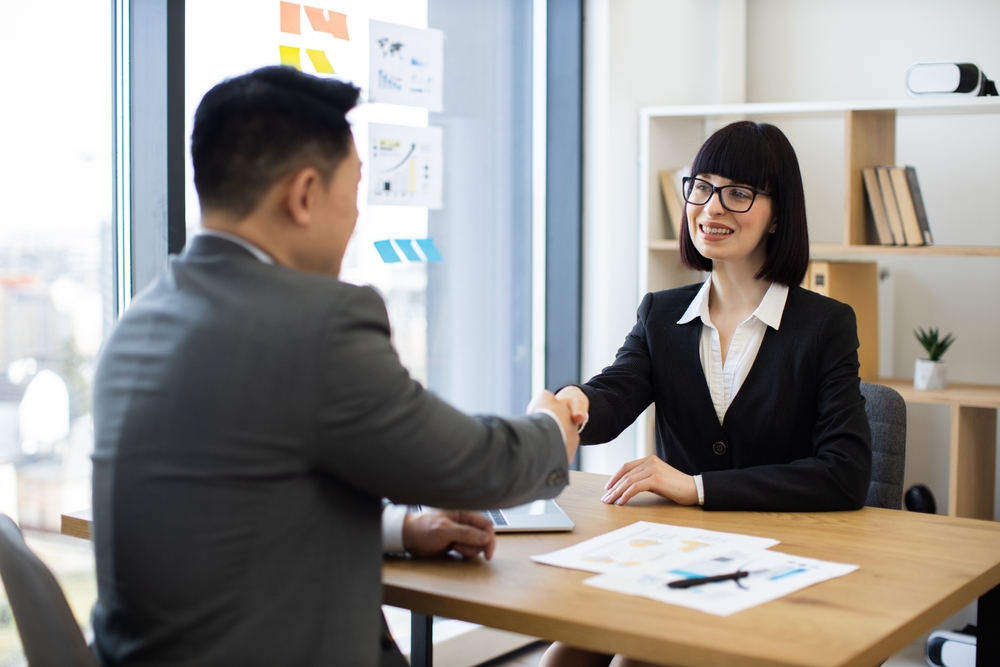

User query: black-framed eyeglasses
[681,176,770,213]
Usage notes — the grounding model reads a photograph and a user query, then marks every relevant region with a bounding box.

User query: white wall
[581,0,746,473]
[746,0,1000,520]
[583,0,1000,523]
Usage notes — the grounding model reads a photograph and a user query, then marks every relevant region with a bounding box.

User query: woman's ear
[769,220,778,234]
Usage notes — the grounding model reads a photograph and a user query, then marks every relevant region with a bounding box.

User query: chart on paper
[368,20,444,111]
[531,521,779,574]
[367,124,443,209]
[584,547,858,616]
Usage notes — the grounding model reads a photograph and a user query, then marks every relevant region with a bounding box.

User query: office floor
[481,639,931,667]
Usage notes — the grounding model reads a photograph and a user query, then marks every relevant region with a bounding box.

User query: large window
[0,0,560,663]
[0,0,111,660]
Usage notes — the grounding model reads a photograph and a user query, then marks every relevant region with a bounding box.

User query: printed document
[583,547,858,616]
[530,521,779,574]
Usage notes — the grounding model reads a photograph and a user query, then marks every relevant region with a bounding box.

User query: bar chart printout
[368,19,444,111]
[367,123,443,209]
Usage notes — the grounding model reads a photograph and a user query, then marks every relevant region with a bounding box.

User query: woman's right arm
[566,292,657,445]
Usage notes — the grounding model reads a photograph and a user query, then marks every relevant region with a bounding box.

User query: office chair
[860,382,907,510]
[0,514,98,667]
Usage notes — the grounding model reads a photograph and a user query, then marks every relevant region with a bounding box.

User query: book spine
[876,166,908,245]
[659,170,683,239]
[905,166,933,245]
[889,167,924,246]
[862,166,894,245]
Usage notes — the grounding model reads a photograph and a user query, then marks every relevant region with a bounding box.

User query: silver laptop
[483,499,575,533]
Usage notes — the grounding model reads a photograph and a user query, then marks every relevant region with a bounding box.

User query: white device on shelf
[925,629,976,667]
[906,62,998,97]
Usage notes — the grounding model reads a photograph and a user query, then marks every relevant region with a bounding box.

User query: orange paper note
[304,6,349,40]
[280,2,301,34]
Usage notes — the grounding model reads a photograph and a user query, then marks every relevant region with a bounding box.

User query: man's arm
[317,286,578,509]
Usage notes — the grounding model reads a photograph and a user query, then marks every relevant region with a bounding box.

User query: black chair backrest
[0,514,97,667]
[860,382,907,510]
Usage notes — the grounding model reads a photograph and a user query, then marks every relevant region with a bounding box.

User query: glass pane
[186,0,431,383]
[0,0,111,661]
[426,0,534,415]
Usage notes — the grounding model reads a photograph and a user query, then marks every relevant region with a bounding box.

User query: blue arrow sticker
[394,239,422,261]
[373,240,401,263]
[416,238,443,262]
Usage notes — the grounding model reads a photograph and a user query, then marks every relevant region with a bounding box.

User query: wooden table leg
[948,406,997,520]
[979,583,999,667]
[411,613,432,667]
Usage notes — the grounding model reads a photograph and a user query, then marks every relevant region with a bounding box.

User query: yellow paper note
[279,45,302,70]
[306,49,335,74]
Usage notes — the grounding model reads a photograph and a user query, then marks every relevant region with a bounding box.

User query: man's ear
[284,167,322,228]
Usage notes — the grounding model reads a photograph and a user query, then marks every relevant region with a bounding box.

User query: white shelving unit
[635,99,1000,520]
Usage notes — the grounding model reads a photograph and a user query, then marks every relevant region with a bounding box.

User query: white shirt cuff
[382,503,408,554]
[533,409,567,446]
[693,475,705,506]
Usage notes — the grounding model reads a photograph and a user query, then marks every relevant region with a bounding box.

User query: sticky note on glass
[373,240,401,263]
[416,238,443,262]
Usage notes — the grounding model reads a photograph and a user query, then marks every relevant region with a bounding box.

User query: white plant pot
[914,359,947,391]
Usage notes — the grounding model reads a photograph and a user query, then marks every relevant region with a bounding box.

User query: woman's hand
[602,456,699,506]
[554,386,590,432]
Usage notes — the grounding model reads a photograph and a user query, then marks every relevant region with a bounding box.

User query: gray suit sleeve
[315,286,568,509]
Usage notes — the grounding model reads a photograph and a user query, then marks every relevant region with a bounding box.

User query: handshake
[527,386,590,464]
[528,386,699,509]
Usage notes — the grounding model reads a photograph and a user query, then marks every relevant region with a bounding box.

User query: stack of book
[658,168,689,239]
[862,166,934,246]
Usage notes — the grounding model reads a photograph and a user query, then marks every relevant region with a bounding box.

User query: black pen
[667,570,749,589]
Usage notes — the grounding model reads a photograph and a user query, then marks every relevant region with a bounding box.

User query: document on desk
[530,521,779,574]
[583,547,858,616]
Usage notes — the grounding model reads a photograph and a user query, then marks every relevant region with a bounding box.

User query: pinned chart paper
[368,124,443,209]
[369,20,444,111]
[583,548,858,617]
[530,522,779,574]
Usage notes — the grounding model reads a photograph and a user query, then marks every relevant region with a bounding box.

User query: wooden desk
[384,472,1000,667]
[871,377,999,520]
[60,508,92,540]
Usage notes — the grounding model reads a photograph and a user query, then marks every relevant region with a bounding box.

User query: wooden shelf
[868,377,1000,410]
[648,239,1000,258]
[812,244,1000,258]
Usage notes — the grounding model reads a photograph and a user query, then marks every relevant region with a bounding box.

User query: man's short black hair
[679,121,810,286]
[191,66,361,218]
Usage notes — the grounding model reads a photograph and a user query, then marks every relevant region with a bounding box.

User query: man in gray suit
[91,66,579,666]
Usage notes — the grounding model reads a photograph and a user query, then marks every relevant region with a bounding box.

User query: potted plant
[913,327,955,391]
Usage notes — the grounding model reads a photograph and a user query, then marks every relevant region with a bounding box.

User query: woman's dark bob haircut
[679,121,810,286]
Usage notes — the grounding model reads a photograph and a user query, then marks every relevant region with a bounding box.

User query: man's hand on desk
[527,390,581,463]
[403,510,497,560]
[602,456,699,507]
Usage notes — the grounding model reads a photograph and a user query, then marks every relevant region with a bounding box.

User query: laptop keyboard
[484,509,508,526]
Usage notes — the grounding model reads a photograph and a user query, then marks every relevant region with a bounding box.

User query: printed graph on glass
[367,124,443,209]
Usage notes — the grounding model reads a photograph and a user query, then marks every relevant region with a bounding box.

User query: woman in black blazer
[541,121,872,667]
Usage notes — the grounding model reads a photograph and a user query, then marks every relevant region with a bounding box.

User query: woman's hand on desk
[602,457,699,507]
[403,510,497,560]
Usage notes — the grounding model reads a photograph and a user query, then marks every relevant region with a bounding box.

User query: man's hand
[601,456,698,506]
[554,386,589,432]
[402,510,496,560]
[527,390,581,463]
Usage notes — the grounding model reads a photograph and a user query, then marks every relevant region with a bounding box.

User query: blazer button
[546,470,566,486]
[712,441,727,456]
